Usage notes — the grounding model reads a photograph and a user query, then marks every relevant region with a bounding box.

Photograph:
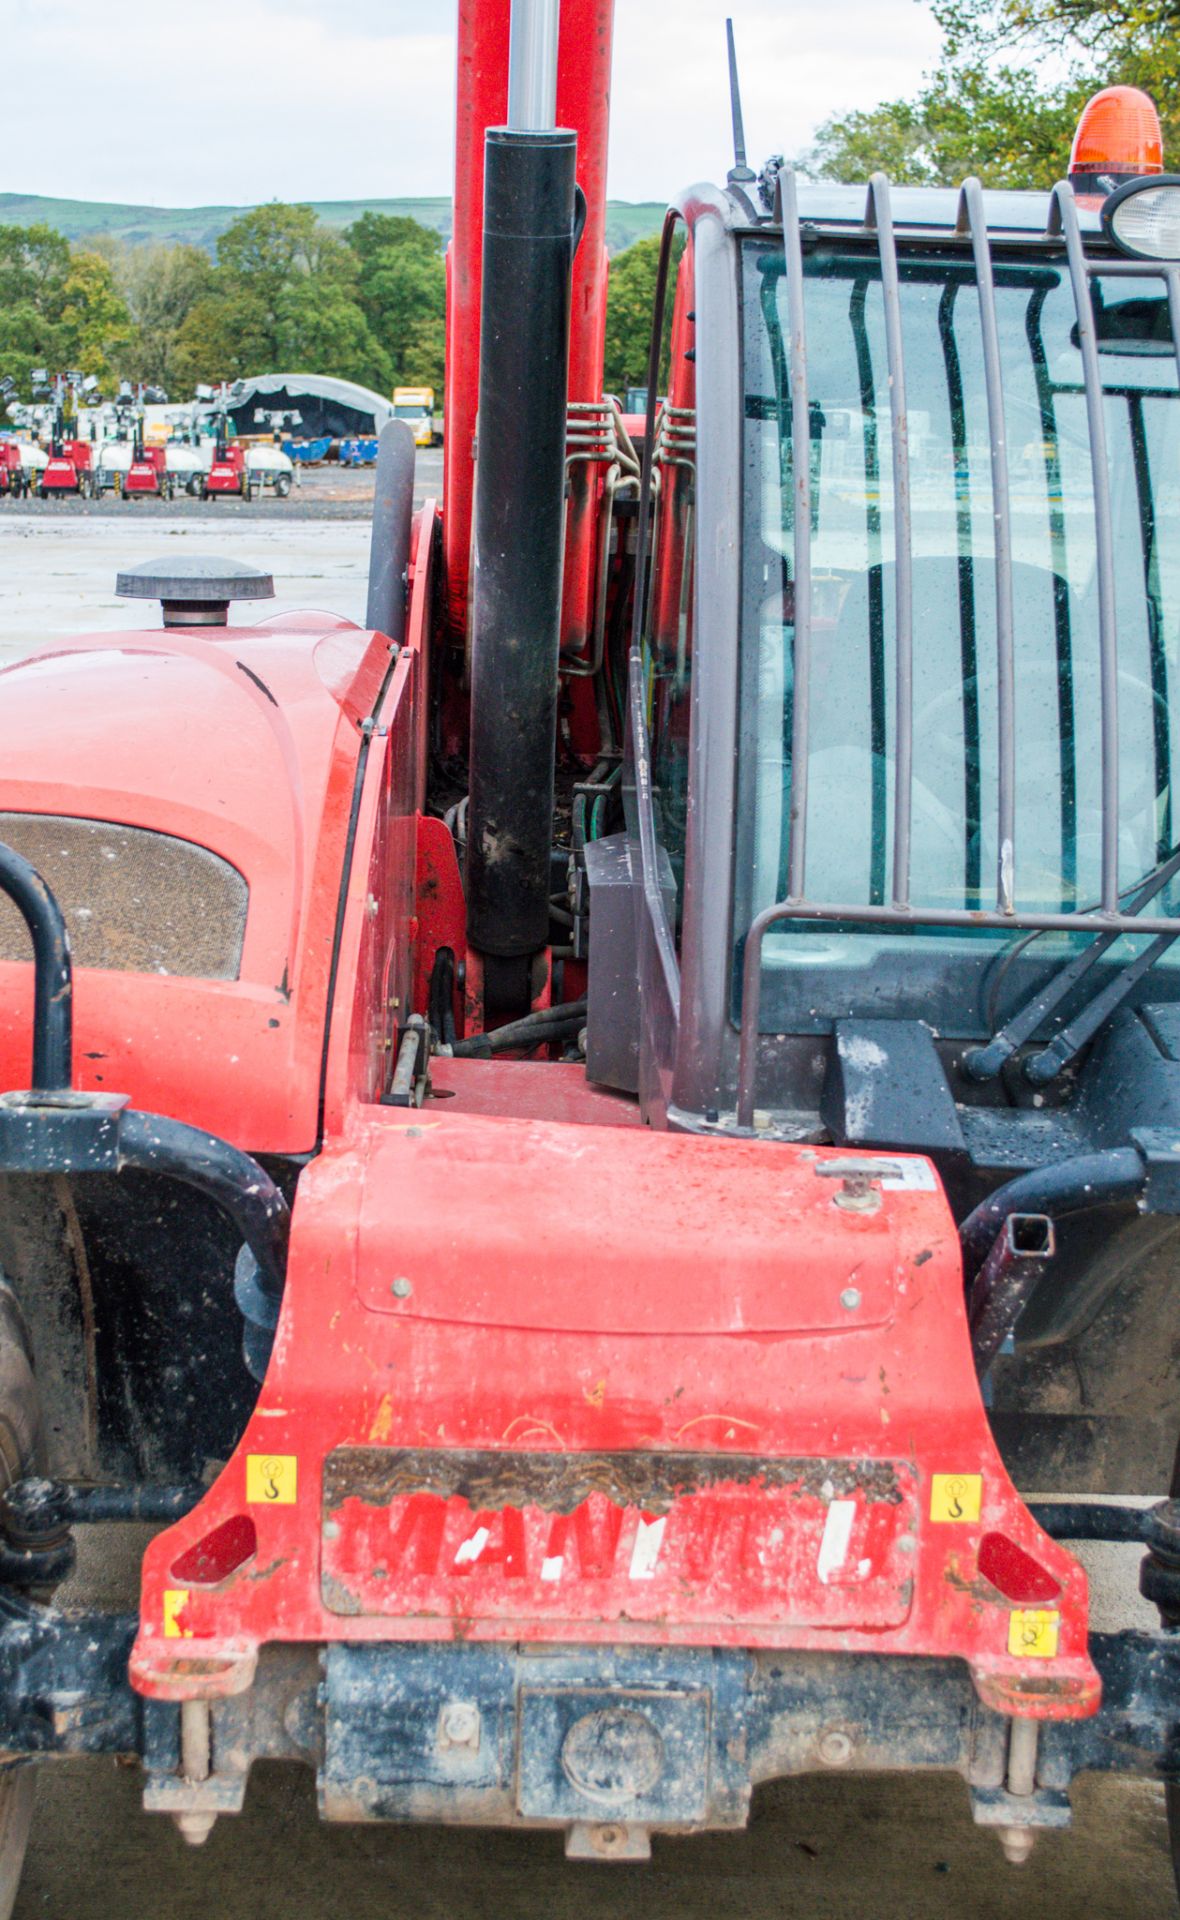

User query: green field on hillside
[0,192,664,255]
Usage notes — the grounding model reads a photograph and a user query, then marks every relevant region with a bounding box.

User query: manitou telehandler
[1,2,1180,1905]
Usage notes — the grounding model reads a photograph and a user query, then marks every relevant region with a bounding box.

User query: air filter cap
[116,555,275,627]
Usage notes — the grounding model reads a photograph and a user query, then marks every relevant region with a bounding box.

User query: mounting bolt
[591,1824,627,1855]
[840,1287,862,1312]
[998,1827,1036,1866]
[834,1173,881,1212]
[438,1701,481,1751]
[174,1699,217,1846]
[175,1809,217,1847]
[817,1727,854,1767]
[390,1276,413,1299]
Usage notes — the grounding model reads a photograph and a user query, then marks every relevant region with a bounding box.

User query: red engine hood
[0,618,390,1150]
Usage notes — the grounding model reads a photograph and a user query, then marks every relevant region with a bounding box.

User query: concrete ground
[14,1759,1175,1920]
[2,449,1178,1917]
[0,452,442,666]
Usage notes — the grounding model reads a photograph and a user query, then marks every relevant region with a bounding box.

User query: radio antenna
[726,18,755,186]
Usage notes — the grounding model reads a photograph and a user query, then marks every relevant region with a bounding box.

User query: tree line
[2,1,1174,410]
[807,0,1178,188]
[0,193,663,409]
[0,203,448,405]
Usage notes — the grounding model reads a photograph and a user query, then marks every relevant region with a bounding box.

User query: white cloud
[611,2,944,199]
[0,0,945,209]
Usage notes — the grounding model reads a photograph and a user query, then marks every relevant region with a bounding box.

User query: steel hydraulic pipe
[365,419,416,642]
[444,0,614,643]
[465,123,577,969]
[0,841,73,1092]
[507,0,559,129]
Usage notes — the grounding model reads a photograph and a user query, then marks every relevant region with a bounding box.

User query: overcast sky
[2,0,944,208]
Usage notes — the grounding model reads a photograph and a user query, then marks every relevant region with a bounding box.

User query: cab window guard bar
[736,171,1180,1130]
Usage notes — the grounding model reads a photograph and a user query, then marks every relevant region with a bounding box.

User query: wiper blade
[964,844,1180,1083]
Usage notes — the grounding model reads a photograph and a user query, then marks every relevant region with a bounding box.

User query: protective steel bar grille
[736,173,1180,1128]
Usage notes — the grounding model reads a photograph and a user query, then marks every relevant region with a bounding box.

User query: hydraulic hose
[452,997,587,1058]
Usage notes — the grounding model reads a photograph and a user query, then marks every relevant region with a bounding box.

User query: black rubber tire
[273,473,291,499]
[0,1280,46,1920]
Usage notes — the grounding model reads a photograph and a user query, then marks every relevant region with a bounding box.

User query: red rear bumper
[131,1114,1098,1722]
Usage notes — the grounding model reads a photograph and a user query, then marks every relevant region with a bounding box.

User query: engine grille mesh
[0,814,248,979]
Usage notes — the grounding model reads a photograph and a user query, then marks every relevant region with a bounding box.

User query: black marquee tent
[221,373,395,441]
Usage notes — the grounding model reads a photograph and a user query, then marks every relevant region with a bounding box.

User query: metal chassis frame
[0,1591,1176,1844]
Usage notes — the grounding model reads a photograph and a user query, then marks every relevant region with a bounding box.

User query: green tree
[113,242,214,390]
[59,250,134,386]
[933,0,1180,149]
[804,0,1179,194]
[0,225,71,395]
[347,212,442,266]
[347,213,446,389]
[603,233,685,395]
[170,289,273,390]
[172,202,388,391]
[806,62,1090,188]
[275,280,392,389]
[214,202,322,312]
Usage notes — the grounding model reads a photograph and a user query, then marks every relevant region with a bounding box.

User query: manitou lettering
[450,1506,528,1578]
[387,1493,656,1582]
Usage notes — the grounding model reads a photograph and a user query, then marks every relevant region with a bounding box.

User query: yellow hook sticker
[246,1454,298,1505]
[930,1473,983,1523]
[1009,1609,1061,1659]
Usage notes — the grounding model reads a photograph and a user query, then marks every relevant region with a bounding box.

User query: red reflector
[1070,86,1163,189]
[978,1530,1060,1605]
[170,1514,257,1587]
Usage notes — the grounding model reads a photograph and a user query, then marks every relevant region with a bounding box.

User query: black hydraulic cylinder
[466,126,577,964]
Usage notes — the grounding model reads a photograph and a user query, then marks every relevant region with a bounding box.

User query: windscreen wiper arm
[1022,928,1177,1083]
[964,844,1180,1084]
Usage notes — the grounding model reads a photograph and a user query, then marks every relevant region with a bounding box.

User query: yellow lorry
[392,386,440,447]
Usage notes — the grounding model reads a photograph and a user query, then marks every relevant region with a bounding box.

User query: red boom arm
[443,0,615,645]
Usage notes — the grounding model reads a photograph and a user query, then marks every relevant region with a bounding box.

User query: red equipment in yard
[0,444,27,499]
[203,440,247,499]
[39,436,92,498]
[124,439,172,501]
[3,9,1180,1911]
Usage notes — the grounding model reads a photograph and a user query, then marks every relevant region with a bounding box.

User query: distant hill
[0,192,665,256]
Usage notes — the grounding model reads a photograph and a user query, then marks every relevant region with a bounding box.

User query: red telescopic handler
[0,10,1179,1908]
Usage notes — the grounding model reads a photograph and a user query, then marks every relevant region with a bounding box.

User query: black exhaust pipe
[465,122,577,1011]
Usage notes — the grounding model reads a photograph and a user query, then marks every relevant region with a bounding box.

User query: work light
[1103,176,1180,260]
